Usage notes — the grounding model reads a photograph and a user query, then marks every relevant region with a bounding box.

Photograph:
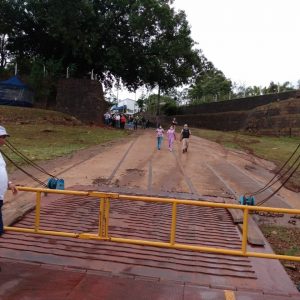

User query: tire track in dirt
[107,137,139,184]
[171,150,199,197]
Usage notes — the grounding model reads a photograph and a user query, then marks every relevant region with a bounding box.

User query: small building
[0,76,33,107]
[111,98,138,115]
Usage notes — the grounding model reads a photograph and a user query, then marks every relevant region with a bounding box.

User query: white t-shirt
[0,152,8,201]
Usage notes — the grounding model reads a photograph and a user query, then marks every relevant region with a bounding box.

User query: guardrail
[5,186,300,262]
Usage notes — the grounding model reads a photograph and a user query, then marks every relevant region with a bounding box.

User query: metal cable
[245,143,300,197]
[5,140,56,178]
[0,149,47,187]
[257,158,300,206]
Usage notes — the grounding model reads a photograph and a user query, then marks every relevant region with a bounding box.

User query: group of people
[103,112,150,130]
[103,112,127,129]
[156,118,191,153]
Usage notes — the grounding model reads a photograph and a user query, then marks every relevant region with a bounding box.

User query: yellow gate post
[170,202,177,245]
[34,191,41,233]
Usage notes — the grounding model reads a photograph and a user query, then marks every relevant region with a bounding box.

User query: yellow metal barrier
[5,186,300,262]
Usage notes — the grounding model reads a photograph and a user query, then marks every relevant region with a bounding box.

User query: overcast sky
[114,0,300,100]
[173,0,300,87]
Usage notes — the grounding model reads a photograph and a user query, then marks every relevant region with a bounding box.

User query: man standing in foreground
[180,124,191,153]
[0,126,18,236]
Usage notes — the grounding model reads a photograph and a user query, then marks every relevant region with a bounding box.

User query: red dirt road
[1,129,300,299]
[6,129,300,215]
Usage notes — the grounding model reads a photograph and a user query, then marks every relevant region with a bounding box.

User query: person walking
[133,116,139,130]
[156,125,164,150]
[115,114,120,128]
[180,124,191,153]
[120,114,126,129]
[103,112,110,126]
[0,126,18,236]
[171,117,178,129]
[166,125,176,152]
[141,116,146,129]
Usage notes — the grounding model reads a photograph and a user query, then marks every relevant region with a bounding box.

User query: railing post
[34,192,41,232]
[170,202,177,245]
[104,198,110,238]
[241,207,249,255]
[98,198,105,238]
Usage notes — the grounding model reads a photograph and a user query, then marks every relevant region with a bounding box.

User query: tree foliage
[188,69,232,102]
[233,81,296,98]
[1,0,207,93]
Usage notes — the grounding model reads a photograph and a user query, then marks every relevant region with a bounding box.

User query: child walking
[180,124,191,153]
[167,125,176,151]
[156,125,164,150]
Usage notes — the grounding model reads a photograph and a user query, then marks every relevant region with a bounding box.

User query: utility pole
[156,85,161,116]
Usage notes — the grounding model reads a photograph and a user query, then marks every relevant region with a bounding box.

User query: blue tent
[1,76,28,88]
[0,76,33,107]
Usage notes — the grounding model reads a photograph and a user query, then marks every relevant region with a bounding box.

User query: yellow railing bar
[8,186,300,263]
[118,194,300,215]
[6,225,300,262]
[16,187,300,215]
[17,186,119,199]
[7,227,78,238]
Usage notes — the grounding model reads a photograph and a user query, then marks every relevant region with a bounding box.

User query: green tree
[136,98,145,112]
[28,58,63,107]
[244,86,261,96]
[188,69,232,102]
[2,0,206,94]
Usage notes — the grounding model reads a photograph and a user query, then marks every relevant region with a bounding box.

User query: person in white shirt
[115,114,120,128]
[0,126,18,236]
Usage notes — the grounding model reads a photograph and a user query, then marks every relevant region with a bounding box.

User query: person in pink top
[166,125,176,151]
[156,125,164,150]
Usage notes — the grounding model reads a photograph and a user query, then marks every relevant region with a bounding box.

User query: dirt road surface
[1,129,300,299]
[5,129,300,225]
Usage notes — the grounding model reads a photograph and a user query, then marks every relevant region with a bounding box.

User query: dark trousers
[0,200,3,234]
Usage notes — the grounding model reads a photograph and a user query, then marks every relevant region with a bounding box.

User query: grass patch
[260,225,300,255]
[2,124,129,172]
[192,128,300,191]
[260,224,300,285]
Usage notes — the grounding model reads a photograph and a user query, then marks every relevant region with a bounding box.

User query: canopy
[0,76,28,88]
[111,105,127,112]
[0,76,33,107]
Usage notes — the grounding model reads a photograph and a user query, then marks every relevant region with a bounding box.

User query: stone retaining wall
[179,90,300,115]
[161,98,300,136]
[56,79,108,125]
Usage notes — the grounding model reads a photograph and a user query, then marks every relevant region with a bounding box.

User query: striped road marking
[224,290,236,300]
